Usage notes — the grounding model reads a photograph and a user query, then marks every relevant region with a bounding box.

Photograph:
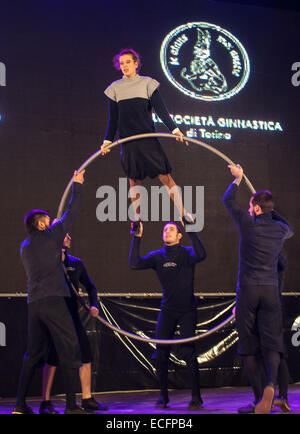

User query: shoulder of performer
[104,78,123,100]
[65,254,82,266]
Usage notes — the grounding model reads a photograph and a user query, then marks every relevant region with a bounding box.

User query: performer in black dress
[100,48,192,233]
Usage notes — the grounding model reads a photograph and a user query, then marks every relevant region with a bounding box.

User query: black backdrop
[1,295,300,398]
[0,0,299,295]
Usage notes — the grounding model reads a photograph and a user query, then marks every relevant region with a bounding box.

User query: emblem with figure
[160,22,250,102]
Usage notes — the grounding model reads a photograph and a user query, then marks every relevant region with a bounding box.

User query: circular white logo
[160,22,250,102]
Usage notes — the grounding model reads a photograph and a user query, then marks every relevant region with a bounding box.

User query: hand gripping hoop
[58,133,256,344]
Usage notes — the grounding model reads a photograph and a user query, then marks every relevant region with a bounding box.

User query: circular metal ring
[57,133,255,344]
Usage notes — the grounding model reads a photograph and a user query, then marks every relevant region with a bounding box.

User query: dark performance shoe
[12,404,35,414]
[130,221,141,235]
[187,398,203,410]
[82,397,108,411]
[39,400,59,414]
[181,213,195,229]
[155,396,169,409]
[237,402,256,414]
[273,397,291,413]
[182,213,195,225]
[64,405,90,414]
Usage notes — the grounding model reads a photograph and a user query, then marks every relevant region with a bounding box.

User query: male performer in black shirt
[129,219,206,410]
[40,233,108,413]
[13,170,87,414]
[223,164,293,414]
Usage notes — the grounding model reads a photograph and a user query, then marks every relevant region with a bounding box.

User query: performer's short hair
[164,221,182,234]
[113,48,142,72]
[251,190,274,213]
[24,209,49,233]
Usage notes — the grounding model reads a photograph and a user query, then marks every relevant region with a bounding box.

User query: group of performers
[13,49,293,414]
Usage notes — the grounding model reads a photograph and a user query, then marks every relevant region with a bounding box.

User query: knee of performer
[181,345,197,365]
[262,348,280,365]
[59,344,81,370]
[153,348,170,365]
[23,352,45,370]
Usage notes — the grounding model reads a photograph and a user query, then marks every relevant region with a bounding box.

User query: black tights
[243,355,263,404]
[263,349,280,386]
[155,358,201,401]
[243,350,280,403]
[277,358,289,399]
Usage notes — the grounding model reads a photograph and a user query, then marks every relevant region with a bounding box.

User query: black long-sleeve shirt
[64,253,99,310]
[278,252,288,293]
[20,182,82,303]
[223,182,293,288]
[104,88,177,142]
[129,233,206,312]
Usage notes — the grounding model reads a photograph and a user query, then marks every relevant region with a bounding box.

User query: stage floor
[1,384,300,415]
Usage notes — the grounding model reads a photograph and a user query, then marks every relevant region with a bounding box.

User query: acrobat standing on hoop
[100,48,193,234]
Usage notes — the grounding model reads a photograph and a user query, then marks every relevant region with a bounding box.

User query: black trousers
[236,285,284,401]
[16,296,81,409]
[236,285,284,355]
[153,309,201,401]
[47,296,92,366]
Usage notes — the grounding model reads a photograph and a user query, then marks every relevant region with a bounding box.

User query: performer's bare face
[248,197,262,217]
[38,215,50,230]
[248,198,256,217]
[163,223,182,246]
[63,233,71,250]
[119,54,138,78]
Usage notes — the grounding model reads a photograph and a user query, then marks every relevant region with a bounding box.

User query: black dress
[104,74,177,180]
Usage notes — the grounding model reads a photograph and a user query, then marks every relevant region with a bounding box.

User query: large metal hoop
[57,133,255,344]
